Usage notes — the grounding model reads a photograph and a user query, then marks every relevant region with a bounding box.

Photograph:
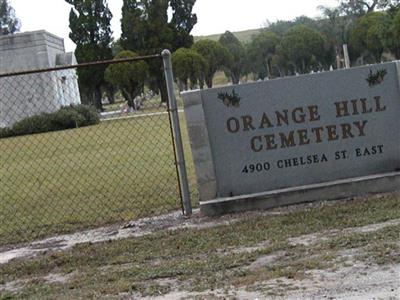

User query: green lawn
[0,112,197,246]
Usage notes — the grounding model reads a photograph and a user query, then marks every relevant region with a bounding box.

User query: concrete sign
[182,62,400,215]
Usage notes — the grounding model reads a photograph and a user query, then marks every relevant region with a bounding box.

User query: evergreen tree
[65,0,113,110]
[349,12,393,62]
[278,25,327,73]
[219,31,246,84]
[247,31,280,79]
[105,51,149,108]
[0,0,20,35]
[172,47,206,90]
[192,39,230,88]
[121,0,197,103]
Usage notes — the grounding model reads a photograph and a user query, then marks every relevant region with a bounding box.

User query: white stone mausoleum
[0,30,81,128]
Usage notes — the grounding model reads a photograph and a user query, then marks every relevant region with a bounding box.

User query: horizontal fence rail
[0,54,162,78]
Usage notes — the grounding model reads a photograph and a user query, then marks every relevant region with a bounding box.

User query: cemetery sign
[182,62,400,215]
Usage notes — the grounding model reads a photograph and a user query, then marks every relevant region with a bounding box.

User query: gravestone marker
[182,62,400,215]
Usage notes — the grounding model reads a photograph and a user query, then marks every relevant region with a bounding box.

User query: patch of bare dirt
[0,272,75,293]
[137,288,264,300]
[216,241,271,256]
[247,251,287,272]
[133,262,399,300]
[42,272,75,284]
[288,218,400,246]
[277,263,399,300]
[0,280,27,293]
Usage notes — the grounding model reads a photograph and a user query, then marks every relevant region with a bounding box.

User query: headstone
[0,30,81,128]
[182,62,400,216]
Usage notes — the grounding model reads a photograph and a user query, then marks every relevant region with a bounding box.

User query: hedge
[0,105,100,139]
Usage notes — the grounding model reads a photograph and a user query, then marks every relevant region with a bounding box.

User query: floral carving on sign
[218,89,241,107]
[366,69,387,87]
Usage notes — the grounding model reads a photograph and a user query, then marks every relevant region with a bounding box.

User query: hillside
[194,28,262,44]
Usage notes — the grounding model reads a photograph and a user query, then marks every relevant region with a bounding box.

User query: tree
[192,39,230,88]
[219,31,246,84]
[349,12,393,62]
[247,31,280,79]
[267,16,321,37]
[172,48,206,90]
[121,0,197,102]
[65,0,113,110]
[105,51,148,108]
[319,6,355,67]
[0,0,20,35]
[278,25,328,73]
[339,0,397,15]
[392,9,400,57]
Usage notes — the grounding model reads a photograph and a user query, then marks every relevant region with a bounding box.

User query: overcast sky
[9,0,339,52]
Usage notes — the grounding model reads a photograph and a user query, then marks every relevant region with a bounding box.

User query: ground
[0,192,399,299]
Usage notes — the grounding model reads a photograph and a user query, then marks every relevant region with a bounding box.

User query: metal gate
[0,51,191,246]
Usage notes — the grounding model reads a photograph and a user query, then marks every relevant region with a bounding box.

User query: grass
[102,101,125,113]
[212,71,230,87]
[212,70,256,87]
[1,193,399,299]
[102,93,163,113]
[0,109,197,246]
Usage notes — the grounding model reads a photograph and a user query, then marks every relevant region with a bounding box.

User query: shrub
[11,113,54,136]
[69,104,100,126]
[0,127,13,139]
[49,108,86,130]
[0,104,100,139]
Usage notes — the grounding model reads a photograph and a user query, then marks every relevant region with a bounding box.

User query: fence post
[343,44,351,69]
[162,49,192,216]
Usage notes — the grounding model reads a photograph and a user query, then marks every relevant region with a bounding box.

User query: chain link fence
[0,56,197,246]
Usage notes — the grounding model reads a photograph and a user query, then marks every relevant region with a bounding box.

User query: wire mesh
[0,58,189,246]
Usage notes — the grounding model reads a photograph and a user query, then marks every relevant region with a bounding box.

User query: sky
[9,0,339,52]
